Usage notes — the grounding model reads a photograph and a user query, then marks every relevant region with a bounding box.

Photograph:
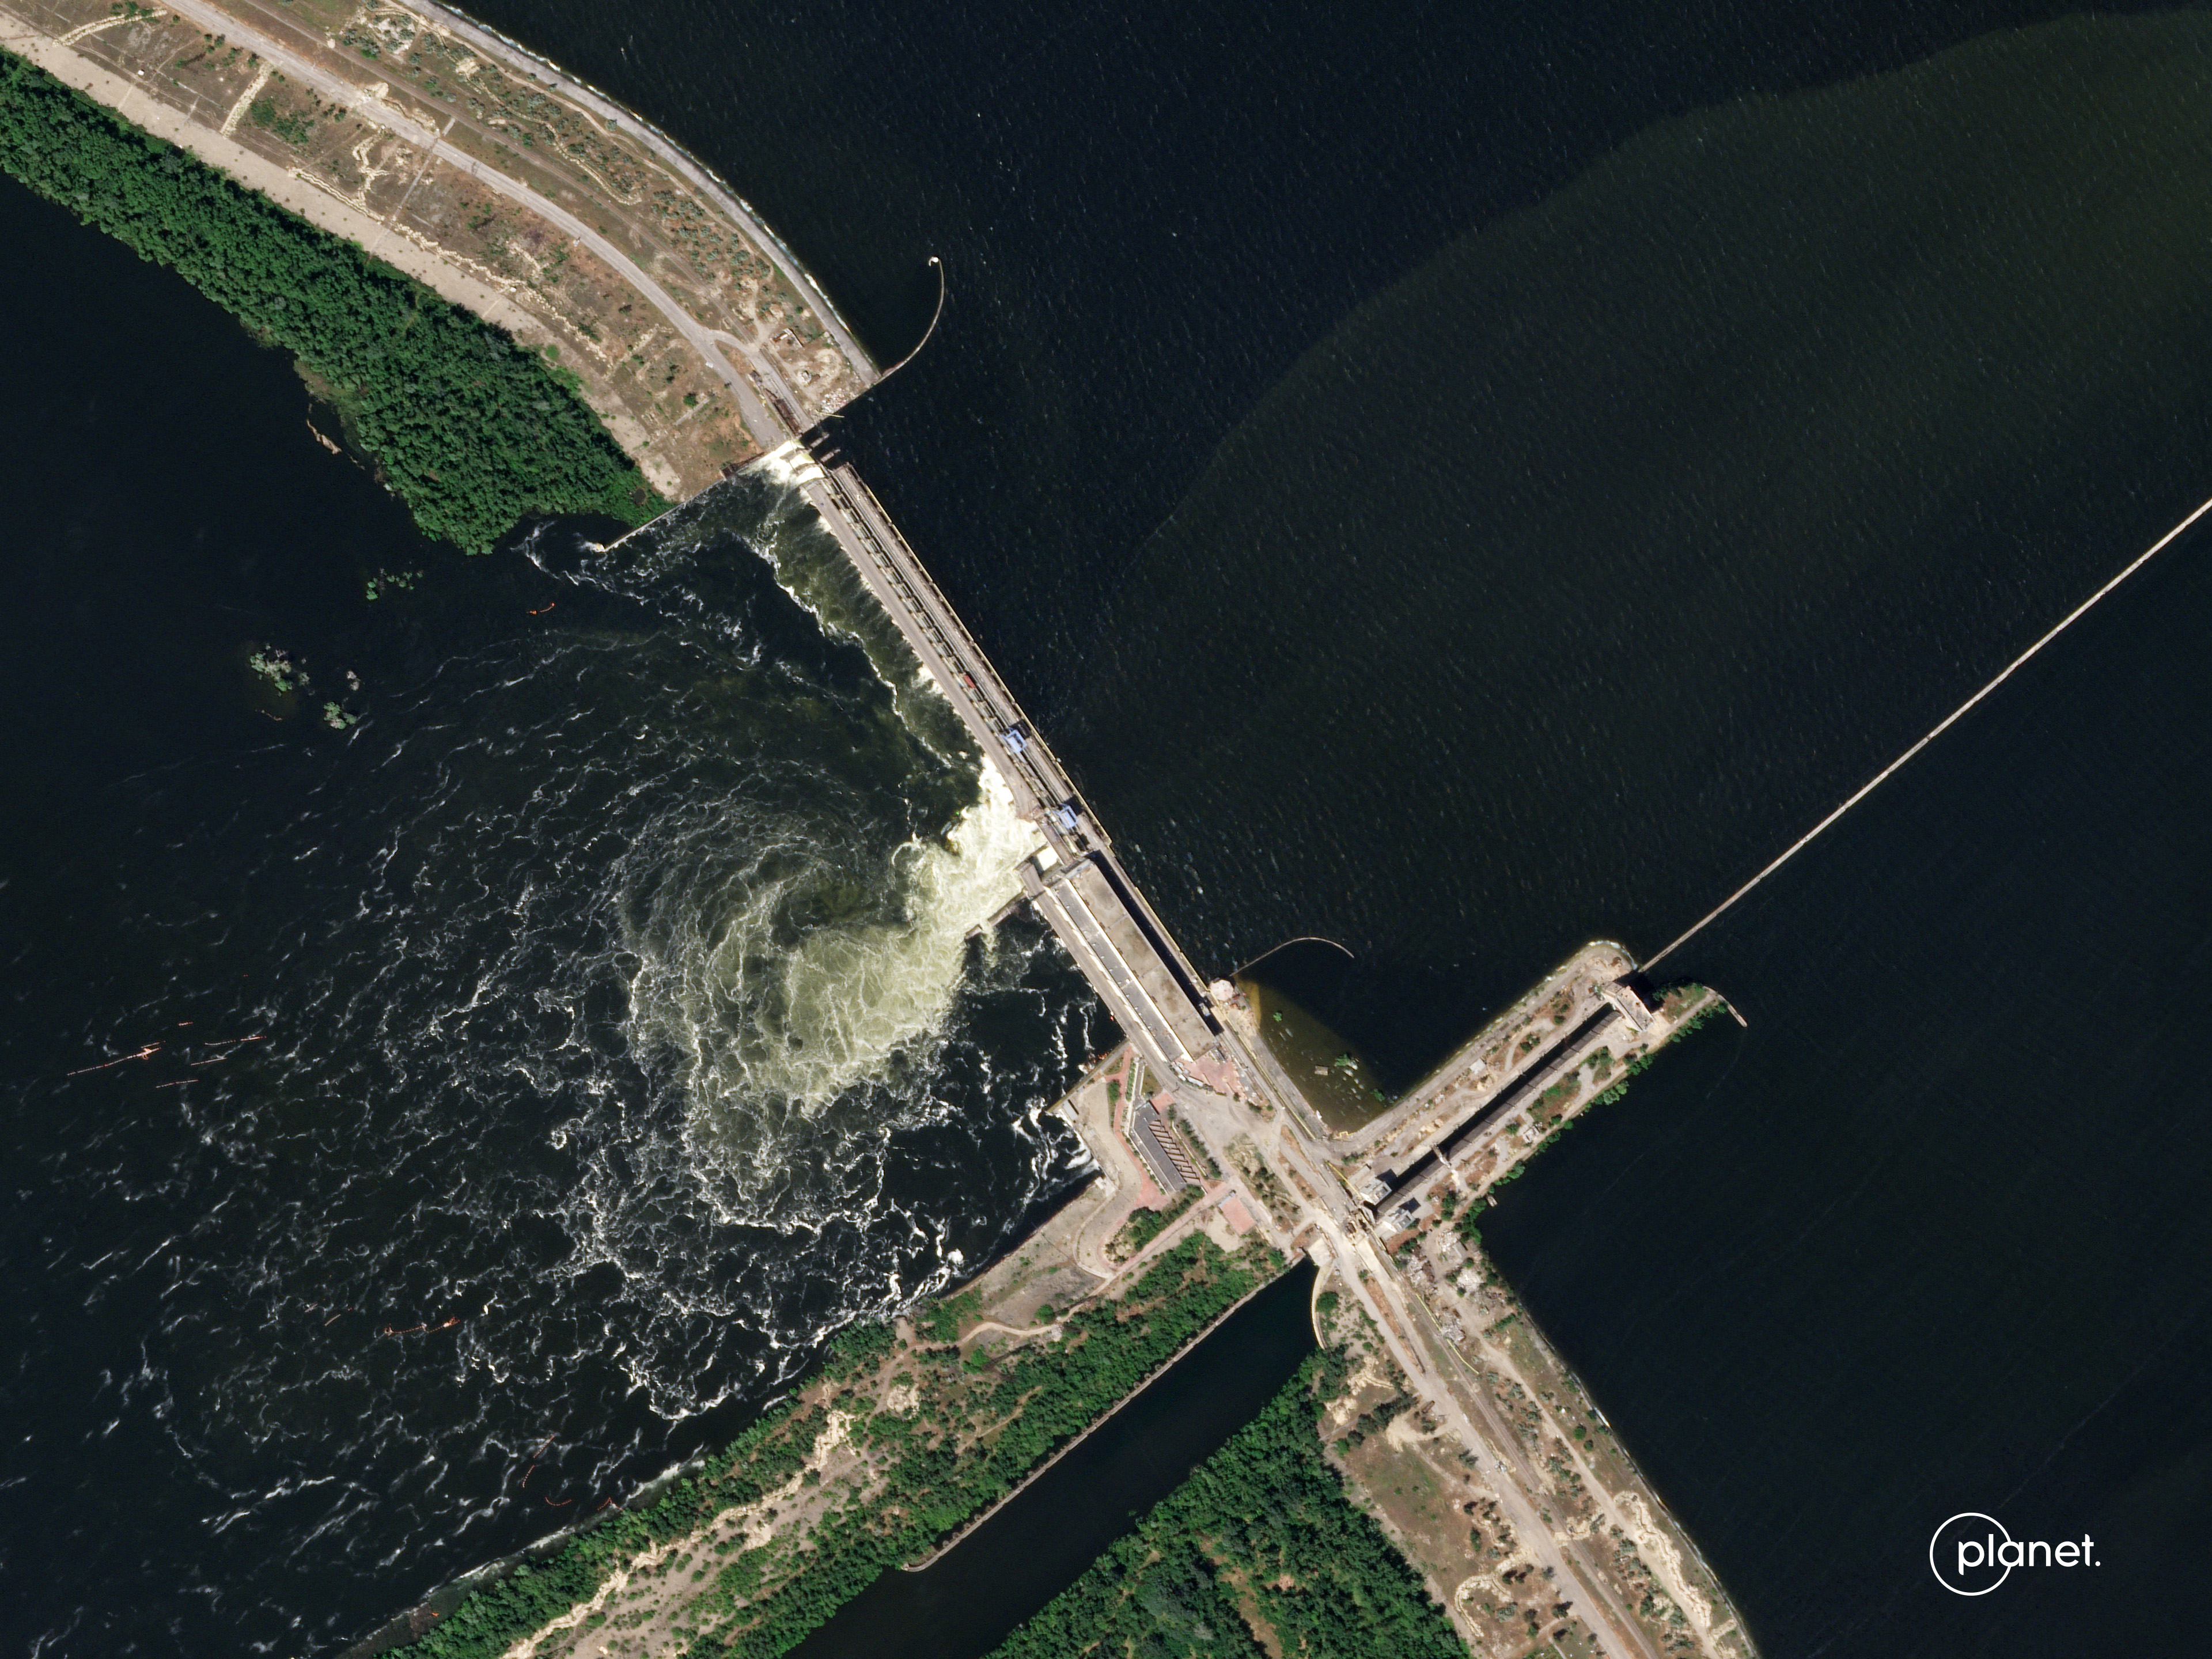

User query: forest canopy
[0,51,662,552]
[988,1351,1465,1659]
[382,1237,1275,1659]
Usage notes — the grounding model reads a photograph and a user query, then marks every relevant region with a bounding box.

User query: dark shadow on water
[789,1260,1316,1659]
[1236,937,1356,1012]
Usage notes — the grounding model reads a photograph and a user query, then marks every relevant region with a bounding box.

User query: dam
[760,434,1229,1084]
[761,426,1703,1192]
[757,436,1750,1659]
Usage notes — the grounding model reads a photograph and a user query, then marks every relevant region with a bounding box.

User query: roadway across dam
[760,435,1228,1084]
[760,434,1707,1229]
[741,437,1740,1659]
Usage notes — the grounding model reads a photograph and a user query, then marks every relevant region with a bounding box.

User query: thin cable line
[1647,487,2212,968]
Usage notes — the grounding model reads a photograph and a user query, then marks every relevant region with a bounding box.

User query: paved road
[1184,1027,1665,1659]
[18,4,1670,1644]
[156,0,804,444]
[406,0,877,381]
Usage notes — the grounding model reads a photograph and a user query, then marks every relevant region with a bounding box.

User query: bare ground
[6,0,878,499]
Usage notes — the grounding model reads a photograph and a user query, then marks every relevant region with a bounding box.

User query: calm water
[1485,518,2212,1656]
[453,0,2210,1073]
[10,1,2212,1654]
[454,0,2147,733]
[1069,13,2212,1077]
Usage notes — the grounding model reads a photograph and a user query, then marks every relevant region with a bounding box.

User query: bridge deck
[783,445,1221,1079]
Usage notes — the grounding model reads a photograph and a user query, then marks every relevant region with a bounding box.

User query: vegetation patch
[1169,1109,1223,1180]
[0,51,663,552]
[383,1235,1275,1659]
[1107,1185,1200,1262]
[986,1351,1463,1659]
[1589,995,1721,1110]
[247,94,314,146]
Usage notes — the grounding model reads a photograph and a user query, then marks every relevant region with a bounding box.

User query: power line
[1647,486,2212,968]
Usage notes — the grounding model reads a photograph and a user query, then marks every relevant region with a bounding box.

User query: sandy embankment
[0,10,685,496]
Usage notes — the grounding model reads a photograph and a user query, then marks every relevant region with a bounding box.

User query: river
[0,176,1103,1656]
[9,1,2212,1654]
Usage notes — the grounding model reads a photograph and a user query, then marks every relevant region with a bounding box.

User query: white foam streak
[624,766,1046,1143]
[777,763,1043,1104]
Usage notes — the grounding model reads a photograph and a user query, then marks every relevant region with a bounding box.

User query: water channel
[15,2,2212,1652]
[789,1262,1319,1659]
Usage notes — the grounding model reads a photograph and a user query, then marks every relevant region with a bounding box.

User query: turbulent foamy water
[623,762,1045,1128]
[2,473,1100,1657]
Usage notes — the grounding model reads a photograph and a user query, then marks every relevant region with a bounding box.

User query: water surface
[16,3,2212,1654]
[1070,13,2212,1077]
[0,178,1100,1657]
[1487,514,2212,1655]
[789,1263,1316,1659]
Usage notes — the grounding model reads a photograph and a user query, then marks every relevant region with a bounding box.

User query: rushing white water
[624,761,1046,1124]
[583,470,1054,1131]
[5,476,1104,1659]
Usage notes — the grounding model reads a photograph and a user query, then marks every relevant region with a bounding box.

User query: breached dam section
[753,435,1230,1093]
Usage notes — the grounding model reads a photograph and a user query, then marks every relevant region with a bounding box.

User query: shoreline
[1366,1003,1758,1656]
[0,0,881,499]
[897,1256,1298,1572]
[5,7,1758,1653]
[406,0,878,383]
[347,1020,1760,1659]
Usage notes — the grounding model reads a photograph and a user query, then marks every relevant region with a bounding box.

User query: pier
[1362,1003,1623,1229]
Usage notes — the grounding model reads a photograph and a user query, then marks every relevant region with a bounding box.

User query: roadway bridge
[763,437,1222,1081]
[769,439,1691,1659]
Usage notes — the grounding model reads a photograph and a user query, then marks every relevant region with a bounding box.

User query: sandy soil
[4,0,882,498]
[1373,1220,1753,1659]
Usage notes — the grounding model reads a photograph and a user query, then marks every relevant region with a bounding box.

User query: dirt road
[143,0,803,446]
[404,0,875,378]
[1186,1039,1669,1659]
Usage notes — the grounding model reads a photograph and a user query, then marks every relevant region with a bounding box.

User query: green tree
[0,52,665,553]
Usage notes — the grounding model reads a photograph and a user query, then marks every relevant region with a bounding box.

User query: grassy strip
[986,1350,1463,1659]
[389,1234,1274,1658]
[0,51,662,551]
[1170,1109,1224,1180]
[1455,993,1726,1224]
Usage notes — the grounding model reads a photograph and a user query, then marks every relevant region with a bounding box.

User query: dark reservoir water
[789,1264,1316,1659]
[13,1,2212,1656]
[1483,519,2212,1657]
[452,6,2212,1654]
[452,0,2212,1079]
